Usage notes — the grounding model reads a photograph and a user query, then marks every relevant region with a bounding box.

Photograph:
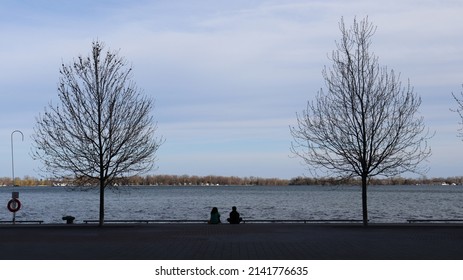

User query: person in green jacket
[208,207,221,224]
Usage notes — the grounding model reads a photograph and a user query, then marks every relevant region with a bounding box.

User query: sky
[0,0,462,180]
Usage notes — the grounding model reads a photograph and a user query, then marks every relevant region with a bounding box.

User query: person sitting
[227,206,243,224]
[208,207,221,224]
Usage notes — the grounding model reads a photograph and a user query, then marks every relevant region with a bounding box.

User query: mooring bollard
[62,216,75,224]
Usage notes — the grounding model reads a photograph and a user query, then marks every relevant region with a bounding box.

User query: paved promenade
[0,223,462,260]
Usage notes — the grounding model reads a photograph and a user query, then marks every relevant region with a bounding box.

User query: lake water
[1,185,462,224]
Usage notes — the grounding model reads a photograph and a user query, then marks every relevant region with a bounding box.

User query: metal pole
[11,130,24,186]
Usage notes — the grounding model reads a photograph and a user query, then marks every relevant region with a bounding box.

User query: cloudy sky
[0,0,462,180]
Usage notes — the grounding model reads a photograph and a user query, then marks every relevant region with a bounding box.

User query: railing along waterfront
[81,219,365,224]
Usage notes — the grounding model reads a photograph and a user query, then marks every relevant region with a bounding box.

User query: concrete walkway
[0,223,462,259]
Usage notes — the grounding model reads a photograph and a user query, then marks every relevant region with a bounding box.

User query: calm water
[1,185,462,223]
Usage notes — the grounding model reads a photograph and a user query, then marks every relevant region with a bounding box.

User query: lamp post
[11,130,24,186]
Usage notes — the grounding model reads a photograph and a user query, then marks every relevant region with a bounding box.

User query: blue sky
[0,0,462,180]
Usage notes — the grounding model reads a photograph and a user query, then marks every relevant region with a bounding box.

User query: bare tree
[451,85,463,138]
[290,17,431,226]
[32,41,163,226]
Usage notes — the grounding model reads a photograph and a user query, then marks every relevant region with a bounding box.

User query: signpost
[7,192,21,224]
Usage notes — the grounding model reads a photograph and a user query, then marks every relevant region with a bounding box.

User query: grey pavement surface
[0,223,463,260]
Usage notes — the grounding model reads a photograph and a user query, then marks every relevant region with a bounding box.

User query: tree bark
[362,175,368,226]
[99,181,105,227]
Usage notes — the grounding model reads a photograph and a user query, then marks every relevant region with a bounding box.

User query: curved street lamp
[11,130,24,186]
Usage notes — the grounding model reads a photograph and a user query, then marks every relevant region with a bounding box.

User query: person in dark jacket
[227,206,243,224]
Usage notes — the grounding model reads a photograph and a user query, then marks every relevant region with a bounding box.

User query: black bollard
[62,216,75,224]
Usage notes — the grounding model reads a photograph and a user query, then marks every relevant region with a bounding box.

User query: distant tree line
[0,175,288,186]
[1,175,463,187]
[0,176,52,186]
[115,175,289,186]
[288,176,463,186]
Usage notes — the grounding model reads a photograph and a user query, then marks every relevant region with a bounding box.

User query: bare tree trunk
[99,181,105,227]
[361,175,368,226]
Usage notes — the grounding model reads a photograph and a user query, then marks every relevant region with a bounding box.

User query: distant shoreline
[1,173,462,188]
[0,174,463,186]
